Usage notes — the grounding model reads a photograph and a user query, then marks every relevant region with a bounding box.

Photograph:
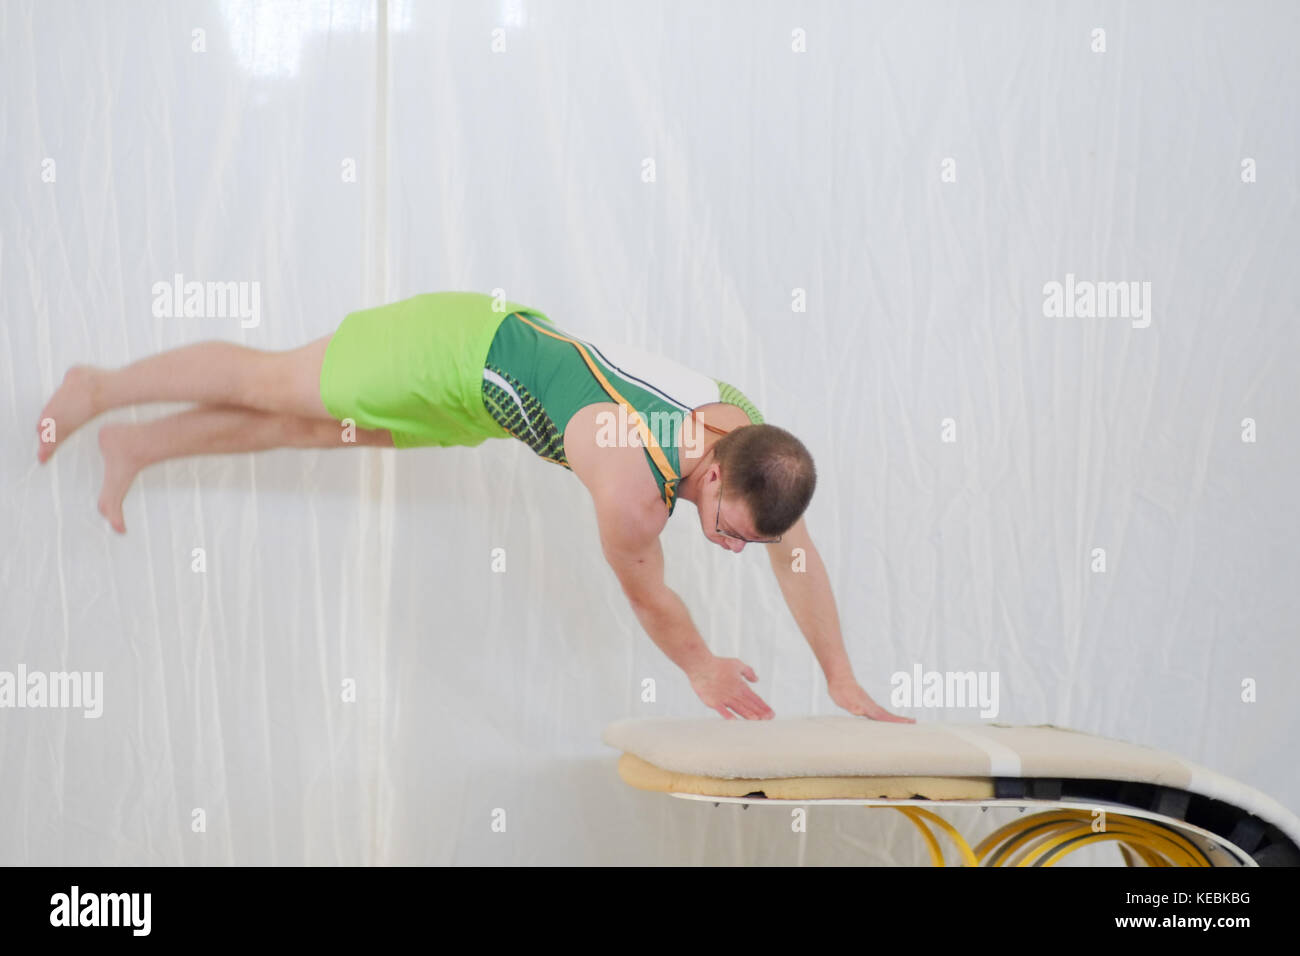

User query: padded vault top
[602,716,1300,847]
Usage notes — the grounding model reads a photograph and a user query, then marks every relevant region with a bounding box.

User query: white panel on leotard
[577,337,720,412]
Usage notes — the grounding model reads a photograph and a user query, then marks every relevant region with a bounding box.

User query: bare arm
[765,517,855,682]
[766,517,913,722]
[593,487,773,719]
[599,509,712,678]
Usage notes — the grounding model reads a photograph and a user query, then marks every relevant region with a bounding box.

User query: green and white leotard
[481,311,764,515]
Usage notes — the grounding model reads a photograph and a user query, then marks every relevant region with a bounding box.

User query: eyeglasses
[715,492,781,544]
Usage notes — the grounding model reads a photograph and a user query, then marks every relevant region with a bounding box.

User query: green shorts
[319,292,550,449]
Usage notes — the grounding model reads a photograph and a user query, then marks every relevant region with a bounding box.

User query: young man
[37,291,911,724]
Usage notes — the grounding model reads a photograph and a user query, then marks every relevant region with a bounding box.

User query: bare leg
[97,404,392,533]
[39,336,334,463]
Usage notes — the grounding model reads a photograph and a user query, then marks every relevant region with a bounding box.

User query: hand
[689,657,775,720]
[829,676,915,722]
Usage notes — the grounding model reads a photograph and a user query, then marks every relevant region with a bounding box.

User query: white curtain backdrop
[2,0,1297,865]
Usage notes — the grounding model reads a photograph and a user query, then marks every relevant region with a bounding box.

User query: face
[700,463,758,554]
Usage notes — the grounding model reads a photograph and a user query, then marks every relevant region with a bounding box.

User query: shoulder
[565,405,667,544]
[589,465,667,555]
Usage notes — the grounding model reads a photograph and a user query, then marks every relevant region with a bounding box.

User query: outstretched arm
[766,517,914,722]
[594,487,774,720]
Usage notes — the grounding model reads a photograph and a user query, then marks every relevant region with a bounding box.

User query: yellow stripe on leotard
[514,313,680,509]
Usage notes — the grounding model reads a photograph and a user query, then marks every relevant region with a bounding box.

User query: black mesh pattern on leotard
[481,362,569,467]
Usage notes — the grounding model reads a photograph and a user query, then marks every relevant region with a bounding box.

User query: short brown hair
[711,424,816,537]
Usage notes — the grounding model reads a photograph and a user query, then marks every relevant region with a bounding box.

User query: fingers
[878,709,915,723]
[721,699,753,719]
[713,700,775,720]
[742,689,774,719]
[712,697,755,720]
[705,662,773,719]
[735,664,770,717]
[726,692,773,720]
[867,708,915,723]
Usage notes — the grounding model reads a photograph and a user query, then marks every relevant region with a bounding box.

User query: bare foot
[38,365,103,463]
[98,424,144,534]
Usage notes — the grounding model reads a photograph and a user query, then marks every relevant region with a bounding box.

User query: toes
[96,427,132,534]
[97,494,126,534]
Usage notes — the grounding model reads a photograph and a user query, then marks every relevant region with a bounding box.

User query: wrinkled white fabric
[2,0,1296,865]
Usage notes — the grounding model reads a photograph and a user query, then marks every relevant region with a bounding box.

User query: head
[699,424,816,552]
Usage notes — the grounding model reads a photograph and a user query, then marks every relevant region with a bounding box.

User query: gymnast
[36,291,912,725]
